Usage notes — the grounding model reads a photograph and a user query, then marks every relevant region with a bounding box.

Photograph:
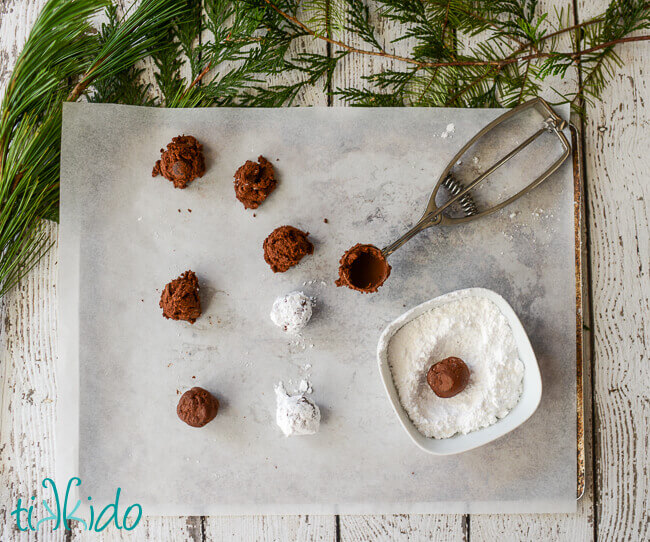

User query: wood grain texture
[469,1,596,540]
[203,516,336,542]
[0,221,62,542]
[70,516,204,542]
[330,0,415,107]
[0,1,204,540]
[1,3,62,541]
[339,515,467,542]
[577,1,650,541]
[0,0,47,95]
[332,3,466,538]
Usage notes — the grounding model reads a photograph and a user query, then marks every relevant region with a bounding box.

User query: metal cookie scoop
[381,97,571,258]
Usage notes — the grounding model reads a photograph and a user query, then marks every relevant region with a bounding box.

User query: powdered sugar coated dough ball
[270,291,313,334]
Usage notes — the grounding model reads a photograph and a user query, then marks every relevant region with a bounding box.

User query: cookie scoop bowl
[377,287,542,456]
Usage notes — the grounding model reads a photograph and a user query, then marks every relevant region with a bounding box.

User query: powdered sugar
[387,294,524,439]
[270,291,313,334]
[440,123,455,139]
[274,382,320,436]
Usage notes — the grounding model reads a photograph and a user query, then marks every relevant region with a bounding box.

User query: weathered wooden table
[1,1,647,540]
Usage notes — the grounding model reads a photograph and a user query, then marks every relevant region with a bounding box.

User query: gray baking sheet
[58,103,576,515]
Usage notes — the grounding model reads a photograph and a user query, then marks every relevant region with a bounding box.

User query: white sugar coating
[440,123,455,139]
[270,291,313,334]
[275,382,320,436]
[387,295,524,439]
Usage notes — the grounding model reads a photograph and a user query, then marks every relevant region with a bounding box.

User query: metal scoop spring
[442,175,478,217]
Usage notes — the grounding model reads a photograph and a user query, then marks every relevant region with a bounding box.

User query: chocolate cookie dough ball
[427,357,470,398]
[234,155,277,209]
[177,387,219,427]
[263,226,313,273]
[152,135,205,189]
[159,270,202,324]
[335,244,391,293]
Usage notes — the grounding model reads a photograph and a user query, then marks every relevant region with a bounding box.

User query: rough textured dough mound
[159,270,202,323]
[263,225,313,273]
[152,135,205,189]
[234,155,277,209]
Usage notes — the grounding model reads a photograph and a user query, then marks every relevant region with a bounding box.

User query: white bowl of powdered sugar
[377,287,542,455]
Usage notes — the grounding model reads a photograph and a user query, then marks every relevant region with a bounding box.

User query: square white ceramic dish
[377,287,542,455]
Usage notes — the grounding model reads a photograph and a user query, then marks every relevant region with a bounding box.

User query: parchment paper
[58,103,577,515]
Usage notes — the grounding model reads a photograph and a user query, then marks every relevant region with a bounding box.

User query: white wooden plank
[470,151,596,542]
[471,197,596,542]
[69,516,204,541]
[0,0,48,95]
[470,179,596,542]
[331,0,416,106]
[0,0,40,89]
[0,221,62,542]
[64,2,203,537]
[90,1,205,538]
[0,4,65,541]
[203,516,336,542]
[340,515,467,542]
[332,1,594,539]
[576,1,650,541]
[0,2,202,540]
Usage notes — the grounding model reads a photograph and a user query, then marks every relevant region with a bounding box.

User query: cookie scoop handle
[381,215,440,258]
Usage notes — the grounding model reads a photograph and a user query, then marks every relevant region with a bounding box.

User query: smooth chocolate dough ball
[177,387,219,428]
[427,357,470,398]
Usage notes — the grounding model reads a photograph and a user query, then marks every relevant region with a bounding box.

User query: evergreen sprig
[0,0,191,297]
[147,0,649,109]
[1,0,649,297]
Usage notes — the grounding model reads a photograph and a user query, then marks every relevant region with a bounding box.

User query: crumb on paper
[441,123,455,139]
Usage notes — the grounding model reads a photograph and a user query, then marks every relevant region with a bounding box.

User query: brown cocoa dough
[159,270,202,324]
[152,135,205,189]
[234,155,277,209]
[427,357,470,398]
[263,225,313,273]
[335,244,391,293]
[177,387,219,427]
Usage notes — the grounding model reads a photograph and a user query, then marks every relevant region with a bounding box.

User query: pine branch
[263,0,650,71]
[0,0,192,297]
[89,4,158,105]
